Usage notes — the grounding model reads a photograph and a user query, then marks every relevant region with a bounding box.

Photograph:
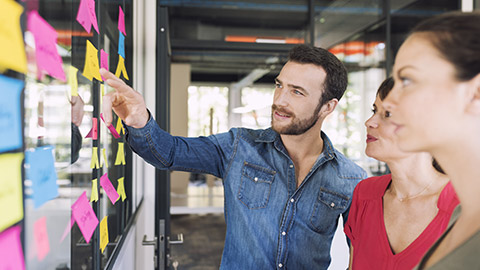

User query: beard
[271,103,321,135]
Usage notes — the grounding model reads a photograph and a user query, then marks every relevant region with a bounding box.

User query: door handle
[169,233,184,245]
[142,235,158,250]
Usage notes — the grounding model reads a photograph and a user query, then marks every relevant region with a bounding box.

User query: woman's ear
[319,98,338,118]
[466,73,480,115]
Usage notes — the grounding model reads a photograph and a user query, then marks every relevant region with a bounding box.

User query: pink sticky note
[87,0,99,34]
[27,11,66,82]
[76,0,92,33]
[100,113,121,138]
[85,117,98,140]
[100,173,120,204]
[118,6,126,36]
[76,0,99,34]
[33,217,50,261]
[0,226,26,270]
[100,49,109,80]
[71,191,99,243]
[60,216,75,243]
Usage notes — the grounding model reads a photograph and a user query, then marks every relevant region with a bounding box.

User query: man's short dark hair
[288,44,348,105]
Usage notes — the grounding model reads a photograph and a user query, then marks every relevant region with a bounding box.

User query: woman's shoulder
[354,174,391,200]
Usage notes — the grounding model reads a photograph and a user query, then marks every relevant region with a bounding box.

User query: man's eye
[275,83,282,88]
[293,90,303,95]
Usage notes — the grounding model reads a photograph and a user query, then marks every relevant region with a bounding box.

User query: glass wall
[0,1,140,270]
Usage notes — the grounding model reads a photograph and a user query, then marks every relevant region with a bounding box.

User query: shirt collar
[255,128,337,160]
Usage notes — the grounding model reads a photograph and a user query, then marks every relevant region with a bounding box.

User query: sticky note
[0,225,25,270]
[0,153,23,232]
[33,217,50,261]
[115,142,126,165]
[116,117,125,135]
[0,75,23,153]
[85,117,98,140]
[116,177,126,202]
[100,173,119,204]
[83,40,102,82]
[25,146,59,209]
[69,66,79,96]
[71,191,99,243]
[27,11,66,82]
[102,148,108,168]
[60,216,75,243]
[90,147,100,169]
[0,0,27,74]
[100,113,121,138]
[118,32,125,59]
[100,49,109,80]
[76,0,99,34]
[100,216,108,253]
[118,6,126,36]
[114,55,129,80]
[90,178,98,202]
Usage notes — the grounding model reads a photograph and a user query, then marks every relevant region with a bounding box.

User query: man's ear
[466,73,480,115]
[319,98,338,118]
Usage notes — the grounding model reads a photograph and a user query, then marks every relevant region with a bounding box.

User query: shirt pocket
[237,162,276,209]
[309,188,349,233]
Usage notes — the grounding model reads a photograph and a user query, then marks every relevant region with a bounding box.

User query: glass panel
[314,0,383,48]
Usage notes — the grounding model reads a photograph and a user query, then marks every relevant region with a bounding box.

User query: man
[100,45,366,269]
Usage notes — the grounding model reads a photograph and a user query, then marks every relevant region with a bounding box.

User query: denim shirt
[125,116,366,269]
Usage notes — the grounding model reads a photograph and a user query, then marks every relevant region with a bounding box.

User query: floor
[170,214,226,270]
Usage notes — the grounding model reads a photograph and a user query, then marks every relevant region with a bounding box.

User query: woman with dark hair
[344,77,459,269]
[383,11,480,269]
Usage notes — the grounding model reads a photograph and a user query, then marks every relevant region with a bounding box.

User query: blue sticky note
[25,146,59,208]
[0,75,23,153]
[118,31,125,59]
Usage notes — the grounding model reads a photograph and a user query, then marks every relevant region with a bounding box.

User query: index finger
[99,68,130,92]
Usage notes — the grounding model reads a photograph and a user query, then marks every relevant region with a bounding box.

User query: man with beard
[100,44,366,269]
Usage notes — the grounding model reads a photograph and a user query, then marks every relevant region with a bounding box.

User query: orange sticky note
[116,177,126,202]
[0,0,27,74]
[114,142,125,165]
[90,147,100,169]
[114,55,129,80]
[83,40,103,82]
[90,178,98,202]
[100,216,108,253]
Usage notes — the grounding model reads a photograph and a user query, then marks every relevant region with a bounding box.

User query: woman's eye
[371,108,377,115]
[400,77,412,87]
[384,111,392,118]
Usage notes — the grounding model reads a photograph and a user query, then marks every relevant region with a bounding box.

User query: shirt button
[290,198,294,203]
[289,164,293,168]
[279,263,283,268]
[282,231,286,236]
[330,202,335,208]
[254,177,258,182]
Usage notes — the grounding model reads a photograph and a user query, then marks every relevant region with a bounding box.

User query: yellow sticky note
[100,216,109,253]
[0,153,24,232]
[83,40,103,82]
[115,117,124,135]
[102,148,108,168]
[69,66,78,96]
[114,142,125,165]
[0,0,27,74]
[90,179,98,202]
[114,55,129,80]
[116,177,126,202]
[100,84,104,105]
[90,147,100,169]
